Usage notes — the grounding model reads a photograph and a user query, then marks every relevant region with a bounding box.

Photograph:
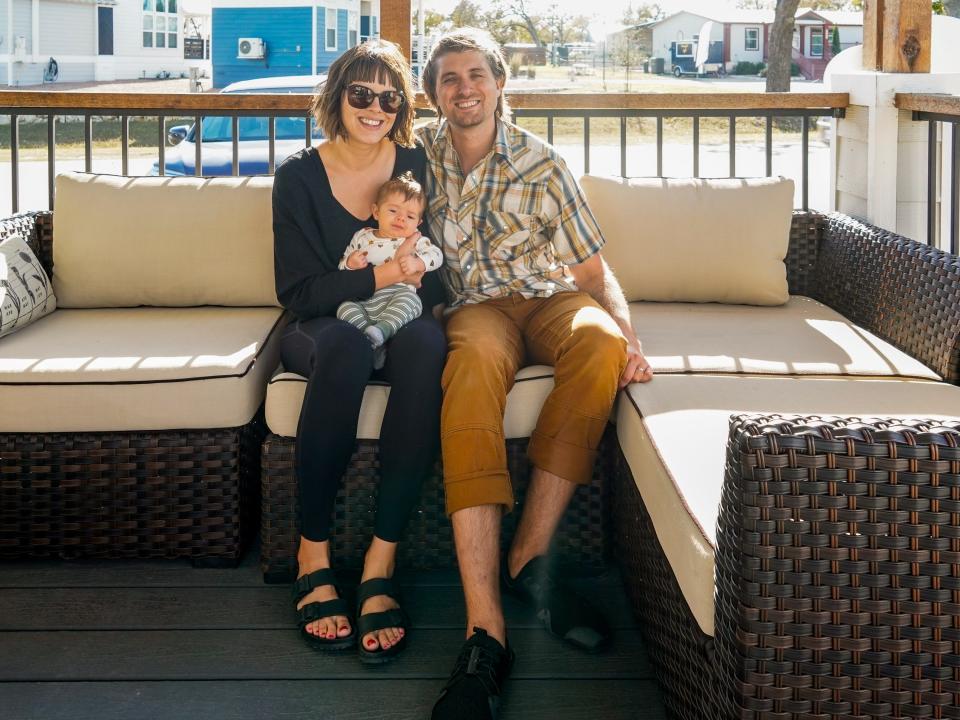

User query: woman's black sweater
[273,143,443,320]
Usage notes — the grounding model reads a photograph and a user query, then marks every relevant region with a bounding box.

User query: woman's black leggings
[279,313,446,543]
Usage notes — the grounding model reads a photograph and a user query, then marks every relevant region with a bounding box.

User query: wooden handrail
[0,91,849,113]
[895,93,960,117]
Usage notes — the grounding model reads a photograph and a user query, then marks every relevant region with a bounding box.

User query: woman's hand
[345,250,369,270]
[374,260,423,289]
[399,254,426,276]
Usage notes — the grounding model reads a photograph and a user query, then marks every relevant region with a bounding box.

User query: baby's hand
[345,250,368,270]
[399,254,425,276]
[397,231,421,256]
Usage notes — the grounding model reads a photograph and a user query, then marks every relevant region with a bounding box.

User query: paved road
[0,140,828,216]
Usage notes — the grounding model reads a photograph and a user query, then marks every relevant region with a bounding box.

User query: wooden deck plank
[0,583,636,630]
[0,679,668,720]
[0,628,652,681]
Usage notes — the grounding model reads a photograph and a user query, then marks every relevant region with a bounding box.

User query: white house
[645,8,863,79]
[0,0,212,87]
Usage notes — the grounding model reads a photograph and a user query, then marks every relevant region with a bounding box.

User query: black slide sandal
[356,577,408,664]
[294,568,356,652]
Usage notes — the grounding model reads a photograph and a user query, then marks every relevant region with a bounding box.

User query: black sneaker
[502,555,611,653]
[431,627,515,720]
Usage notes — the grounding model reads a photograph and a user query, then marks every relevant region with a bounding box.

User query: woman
[272,40,445,663]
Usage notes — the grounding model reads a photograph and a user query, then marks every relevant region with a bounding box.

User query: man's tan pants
[441,291,628,515]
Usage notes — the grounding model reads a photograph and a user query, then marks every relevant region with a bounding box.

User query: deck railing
[0,90,848,214]
[897,92,960,254]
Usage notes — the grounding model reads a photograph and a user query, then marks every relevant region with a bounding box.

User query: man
[417,28,654,720]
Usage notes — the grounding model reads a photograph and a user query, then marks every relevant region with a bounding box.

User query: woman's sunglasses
[345,84,405,114]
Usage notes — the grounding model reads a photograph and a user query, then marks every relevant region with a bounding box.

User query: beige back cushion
[580,175,794,305]
[53,172,279,308]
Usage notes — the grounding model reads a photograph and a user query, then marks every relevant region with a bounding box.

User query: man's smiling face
[433,49,503,131]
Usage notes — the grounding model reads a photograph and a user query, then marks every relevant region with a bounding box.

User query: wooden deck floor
[0,546,667,720]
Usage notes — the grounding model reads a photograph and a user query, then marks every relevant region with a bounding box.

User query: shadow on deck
[0,545,667,720]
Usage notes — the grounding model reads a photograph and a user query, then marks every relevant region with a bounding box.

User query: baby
[337,171,442,368]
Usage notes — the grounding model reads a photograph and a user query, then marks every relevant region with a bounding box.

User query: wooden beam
[0,91,850,113]
[895,93,960,116]
[862,0,931,73]
[379,0,411,63]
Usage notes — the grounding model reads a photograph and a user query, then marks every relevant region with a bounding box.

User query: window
[326,8,337,51]
[349,11,358,47]
[143,0,178,50]
[809,27,823,57]
[745,27,759,52]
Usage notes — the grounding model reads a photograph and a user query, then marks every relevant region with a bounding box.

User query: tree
[830,24,841,54]
[766,0,802,91]
[450,0,485,28]
[502,0,545,47]
[622,2,665,23]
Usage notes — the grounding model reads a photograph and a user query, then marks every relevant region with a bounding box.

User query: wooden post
[379,0,412,63]
[862,0,931,72]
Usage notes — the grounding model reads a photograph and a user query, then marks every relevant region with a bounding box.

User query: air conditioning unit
[237,37,266,59]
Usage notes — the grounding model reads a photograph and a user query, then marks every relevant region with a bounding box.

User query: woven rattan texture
[260,430,613,581]
[0,415,265,561]
[812,213,960,385]
[717,414,960,720]
[612,444,727,720]
[785,211,824,298]
[0,211,53,277]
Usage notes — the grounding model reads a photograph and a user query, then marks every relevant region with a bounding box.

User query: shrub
[733,61,763,75]
[791,62,801,76]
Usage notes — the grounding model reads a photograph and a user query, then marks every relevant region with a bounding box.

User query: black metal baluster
[268,116,276,174]
[583,115,590,175]
[195,114,202,177]
[547,115,554,146]
[47,114,55,210]
[158,114,166,177]
[928,120,938,245]
[802,115,809,211]
[121,114,129,176]
[951,122,959,255]
[84,114,93,173]
[304,114,312,148]
[10,114,19,214]
[232,115,240,176]
[728,116,736,177]
[693,116,700,178]
[765,115,773,177]
[620,116,627,178]
[656,115,663,177]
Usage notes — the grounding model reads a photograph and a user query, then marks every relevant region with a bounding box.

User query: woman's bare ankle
[297,536,332,575]
[361,536,398,581]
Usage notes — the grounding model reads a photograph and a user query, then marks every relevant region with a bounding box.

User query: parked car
[151,74,327,176]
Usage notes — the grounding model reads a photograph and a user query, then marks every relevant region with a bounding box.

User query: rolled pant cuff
[444,471,515,516]
[527,430,598,486]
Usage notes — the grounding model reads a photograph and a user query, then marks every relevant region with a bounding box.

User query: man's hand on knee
[619,340,653,388]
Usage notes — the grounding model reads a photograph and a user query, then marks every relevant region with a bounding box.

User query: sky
[420,0,748,28]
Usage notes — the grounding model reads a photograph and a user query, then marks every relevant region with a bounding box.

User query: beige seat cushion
[0,306,285,431]
[617,374,960,637]
[265,364,556,439]
[52,172,279,308]
[634,296,939,380]
[581,175,793,305]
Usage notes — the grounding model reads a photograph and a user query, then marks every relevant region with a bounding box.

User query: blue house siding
[315,7,349,72]
[212,7,313,88]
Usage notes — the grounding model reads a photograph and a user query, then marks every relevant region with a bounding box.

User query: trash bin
[651,57,665,75]
[643,60,650,74]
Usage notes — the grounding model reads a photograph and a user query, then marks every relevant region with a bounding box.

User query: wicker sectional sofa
[256,175,960,719]
[0,173,285,563]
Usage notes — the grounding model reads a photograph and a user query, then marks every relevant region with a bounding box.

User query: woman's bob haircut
[310,39,416,147]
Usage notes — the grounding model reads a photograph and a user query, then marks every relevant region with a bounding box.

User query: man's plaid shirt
[417,118,605,308]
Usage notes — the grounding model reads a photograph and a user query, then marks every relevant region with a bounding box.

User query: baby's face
[373,192,423,237]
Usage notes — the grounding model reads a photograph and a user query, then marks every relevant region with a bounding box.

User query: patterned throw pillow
[1,235,57,339]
